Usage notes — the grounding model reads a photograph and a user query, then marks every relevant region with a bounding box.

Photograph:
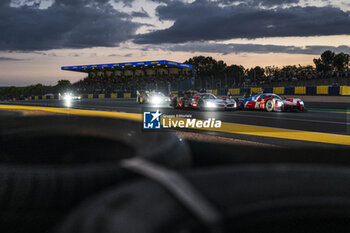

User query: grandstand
[61,60,194,94]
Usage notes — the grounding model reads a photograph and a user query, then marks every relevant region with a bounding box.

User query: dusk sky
[0,0,350,86]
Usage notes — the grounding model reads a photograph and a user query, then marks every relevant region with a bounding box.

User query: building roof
[61,60,192,72]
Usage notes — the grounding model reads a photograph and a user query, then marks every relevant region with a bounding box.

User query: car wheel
[265,100,274,112]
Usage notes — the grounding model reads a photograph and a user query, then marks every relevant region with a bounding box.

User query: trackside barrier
[316,86,329,95]
[117,92,124,98]
[250,87,262,94]
[172,91,179,97]
[207,89,218,95]
[329,86,340,96]
[340,86,350,96]
[306,86,316,95]
[273,87,284,95]
[240,88,250,95]
[263,87,273,93]
[294,86,306,94]
[228,88,240,95]
[10,92,147,102]
[123,93,131,98]
[217,88,227,96]
[284,87,294,95]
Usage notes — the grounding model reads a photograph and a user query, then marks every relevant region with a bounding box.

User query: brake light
[192,102,198,107]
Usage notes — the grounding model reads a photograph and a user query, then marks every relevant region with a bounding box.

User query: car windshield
[1,2,350,232]
[150,93,165,97]
[248,94,260,101]
[200,94,217,99]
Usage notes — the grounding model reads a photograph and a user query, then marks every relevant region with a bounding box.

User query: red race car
[243,93,304,112]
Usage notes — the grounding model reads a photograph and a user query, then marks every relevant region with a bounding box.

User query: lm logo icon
[143,110,161,129]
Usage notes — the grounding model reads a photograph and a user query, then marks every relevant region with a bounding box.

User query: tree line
[0,80,72,100]
[185,50,349,85]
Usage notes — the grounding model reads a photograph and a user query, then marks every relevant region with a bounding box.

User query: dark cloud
[108,53,133,57]
[0,57,24,61]
[0,0,141,51]
[219,0,299,7]
[135,0,350,44]
[154,0,299,6]
[68,53,81,57]
[123,53,133,57]
[250,0,299,6]
[131,7,150,18]
[118,0,135,7]
[53,0,111,7]
[147,42,350,55]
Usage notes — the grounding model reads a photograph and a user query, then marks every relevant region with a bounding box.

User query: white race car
[61,93,81,101]
[137,91,170,106]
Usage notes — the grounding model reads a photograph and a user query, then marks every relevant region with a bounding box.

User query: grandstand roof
[61,60,192,73]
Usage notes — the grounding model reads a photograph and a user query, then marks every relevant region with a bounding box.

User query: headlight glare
[63,93,72,101]
[277,100,284,107]
[151,96,161,104]
[206,102,216,108]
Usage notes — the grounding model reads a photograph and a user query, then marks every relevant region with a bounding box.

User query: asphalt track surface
[1,99,350,147]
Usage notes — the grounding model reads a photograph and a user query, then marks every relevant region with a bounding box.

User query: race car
[137,91,171,106]
[172,92,237,110]
[225,96,246,110]
[243,93,304,112]
[60,92,81,101]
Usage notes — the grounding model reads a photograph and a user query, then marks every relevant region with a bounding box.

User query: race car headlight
[299,101,304,106]
[206,102,217,108]
[151,96,161,104]
[63,93,72,101]
[277,100,284,107]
